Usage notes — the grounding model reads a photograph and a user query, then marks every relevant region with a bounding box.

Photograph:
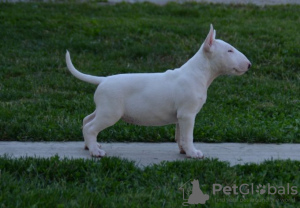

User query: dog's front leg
[175,123,186,154]
[178,115,204,158]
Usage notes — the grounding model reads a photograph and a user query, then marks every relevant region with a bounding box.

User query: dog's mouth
[233,62,251,74]
[233,68,248,75]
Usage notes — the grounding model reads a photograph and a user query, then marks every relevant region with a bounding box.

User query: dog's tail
[66,50,104,85]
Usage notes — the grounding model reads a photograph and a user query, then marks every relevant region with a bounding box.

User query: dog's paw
[89,146,106,157]
[186,149,204,159]
[84,143,101,150]
[178,145,186,154]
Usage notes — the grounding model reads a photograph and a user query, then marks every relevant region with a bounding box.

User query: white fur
[66,24,251,158]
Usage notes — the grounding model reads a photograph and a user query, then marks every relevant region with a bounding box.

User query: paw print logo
[256,184,266,194]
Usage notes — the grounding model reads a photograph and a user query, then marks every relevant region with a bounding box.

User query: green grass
[0,2,299,143]
[0,156,299,207]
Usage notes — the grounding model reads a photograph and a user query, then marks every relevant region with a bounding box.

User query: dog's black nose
[248,63,252,69]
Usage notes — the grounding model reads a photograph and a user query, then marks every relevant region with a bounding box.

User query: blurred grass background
[0,2,299,142]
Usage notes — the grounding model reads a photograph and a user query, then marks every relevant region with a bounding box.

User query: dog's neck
[180,47,223,88]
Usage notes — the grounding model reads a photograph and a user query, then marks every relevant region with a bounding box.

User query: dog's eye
[228,49,234,53]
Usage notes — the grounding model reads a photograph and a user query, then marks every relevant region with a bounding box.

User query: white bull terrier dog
[66,24,251,158]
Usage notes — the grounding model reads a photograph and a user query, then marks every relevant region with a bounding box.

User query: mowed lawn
[0,2,299,207]
[0,2,299,143]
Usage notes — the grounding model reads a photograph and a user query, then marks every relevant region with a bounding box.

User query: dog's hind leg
[83,107,123,157]
[83,111,96,127]
[175,123,186,154]
[82,111,100,150]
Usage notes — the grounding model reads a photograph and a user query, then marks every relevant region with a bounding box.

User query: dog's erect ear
[203,24,215,52]
[213,28,216,39]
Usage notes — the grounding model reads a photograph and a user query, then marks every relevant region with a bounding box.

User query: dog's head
[201,24,251,76]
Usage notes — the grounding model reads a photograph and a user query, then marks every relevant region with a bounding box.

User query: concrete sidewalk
[1,142,299,167]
